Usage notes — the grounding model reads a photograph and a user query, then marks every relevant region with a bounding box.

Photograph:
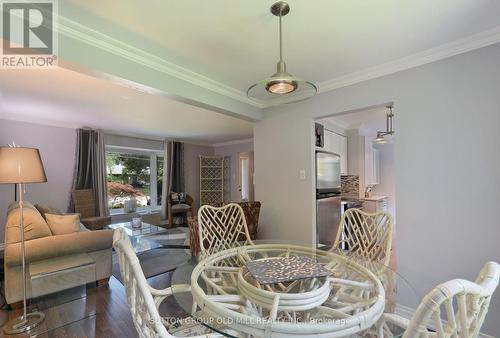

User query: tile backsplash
[341,175,359,198]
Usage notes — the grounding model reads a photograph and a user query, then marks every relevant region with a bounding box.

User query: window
[106,147,164,211]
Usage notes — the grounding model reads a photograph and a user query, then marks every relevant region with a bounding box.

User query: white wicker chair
[331,208,394,266]
[112,228,220,338]
[198,203,253,257]
[377,261,500,338]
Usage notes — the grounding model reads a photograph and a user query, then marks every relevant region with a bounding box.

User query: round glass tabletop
[171,241,419,338]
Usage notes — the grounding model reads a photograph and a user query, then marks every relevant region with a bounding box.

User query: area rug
[112,227,192,284]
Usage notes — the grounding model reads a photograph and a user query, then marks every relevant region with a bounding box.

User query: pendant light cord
[279,11,283,62]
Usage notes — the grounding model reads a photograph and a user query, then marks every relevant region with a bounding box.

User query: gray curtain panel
[70,129,109,216]
[160,140,185,220]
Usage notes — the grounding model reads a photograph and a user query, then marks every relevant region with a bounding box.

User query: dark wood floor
[0,271,182,338]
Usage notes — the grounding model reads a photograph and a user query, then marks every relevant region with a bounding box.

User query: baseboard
[395,304,496,338]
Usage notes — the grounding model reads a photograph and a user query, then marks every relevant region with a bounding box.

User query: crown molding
[56,16,264,109]
[317,26,500,93]
[212,138,254,147]
[57,16,500,109]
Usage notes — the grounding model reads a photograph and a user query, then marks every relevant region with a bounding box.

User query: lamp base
[3,312,45,334]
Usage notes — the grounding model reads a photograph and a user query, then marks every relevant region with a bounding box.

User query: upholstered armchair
[188,201,261,257]
[72,189,111,230]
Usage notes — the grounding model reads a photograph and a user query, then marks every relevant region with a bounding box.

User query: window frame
[105,145,164,214]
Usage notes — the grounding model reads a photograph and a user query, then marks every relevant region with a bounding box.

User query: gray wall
[0,122,216,242]
[0,119,76,244]
[213,141,254,202]
[255,44,500,335]
[184,144,214,211]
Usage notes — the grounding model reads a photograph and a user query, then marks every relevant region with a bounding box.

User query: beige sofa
[4,202,113,304]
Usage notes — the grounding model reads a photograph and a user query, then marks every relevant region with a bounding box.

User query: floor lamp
[0,146,47,334]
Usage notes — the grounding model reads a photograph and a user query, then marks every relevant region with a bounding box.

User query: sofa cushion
[5,202,52,244]
[45,213,80,235]
[34,204,63,220]
[4,230,113,266]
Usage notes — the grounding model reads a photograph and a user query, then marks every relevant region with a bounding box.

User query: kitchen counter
[361,195,387,201]
[341,197,364,209]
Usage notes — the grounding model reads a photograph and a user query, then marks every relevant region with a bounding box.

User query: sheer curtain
[160,140,185,221]
[70,128,109,216]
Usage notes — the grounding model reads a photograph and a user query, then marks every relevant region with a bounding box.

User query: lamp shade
[0,147,47,184]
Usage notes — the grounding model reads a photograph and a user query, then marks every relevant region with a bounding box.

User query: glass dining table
[170,240,417,338]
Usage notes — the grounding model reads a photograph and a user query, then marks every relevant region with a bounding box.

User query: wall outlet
[299,170,306,180]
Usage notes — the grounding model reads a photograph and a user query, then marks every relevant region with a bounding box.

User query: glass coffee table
[108,221,170,253]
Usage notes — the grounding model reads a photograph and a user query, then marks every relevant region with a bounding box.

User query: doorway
[237,152,254,201]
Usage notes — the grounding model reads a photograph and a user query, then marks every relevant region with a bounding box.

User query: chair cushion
[171,203,191,212]
[45,213,81,235]
[6,202,52,244]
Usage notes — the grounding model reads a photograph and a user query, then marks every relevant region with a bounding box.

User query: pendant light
[374,106,395,144]
[247,2,317,105]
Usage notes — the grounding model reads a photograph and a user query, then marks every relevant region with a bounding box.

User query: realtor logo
[1,0,58,68]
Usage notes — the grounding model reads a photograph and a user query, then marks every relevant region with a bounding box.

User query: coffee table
[108,221,168,253]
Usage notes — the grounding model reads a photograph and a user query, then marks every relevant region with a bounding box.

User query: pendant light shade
[247,2,317,105]
[374,133,387,144]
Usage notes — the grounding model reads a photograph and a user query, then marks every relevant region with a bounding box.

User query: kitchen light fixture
[247,2,317,105]
[374,106,395,144]
[375,132,387,144]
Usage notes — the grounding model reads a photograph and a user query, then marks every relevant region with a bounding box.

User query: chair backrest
[198,203,253,256]
[403,261,500,338]
[212,201,262,240]
[332,208,394,266]
[169,192,194,206]
[112,228,173,338]
[72,189,96,218]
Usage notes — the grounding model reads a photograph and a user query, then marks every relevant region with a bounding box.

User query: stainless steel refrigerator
[316,151,342,248]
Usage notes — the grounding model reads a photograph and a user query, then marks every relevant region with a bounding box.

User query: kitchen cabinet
[340,135,347,175]
[365,142,380,185]
[322,129,348,175]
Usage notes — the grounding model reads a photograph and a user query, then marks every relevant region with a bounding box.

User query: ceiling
[0,67,254,144]
[319,106,390,140]
[60,0,500,95]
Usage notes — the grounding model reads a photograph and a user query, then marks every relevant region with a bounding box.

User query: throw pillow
[45,213,81,235]
[171,193,186,204]
[34,204,63,220]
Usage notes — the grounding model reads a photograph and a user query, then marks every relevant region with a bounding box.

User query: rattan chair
[197,203,253,257]
[189,201,261,257]
[168,193,194,226]
[72,189,111,230]
[331,208,394,266]
[112,228,221,338]
[376,261,500,338]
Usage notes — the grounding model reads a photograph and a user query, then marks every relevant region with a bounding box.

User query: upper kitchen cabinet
[316,124,348,175]
[365,141,380,185]
[339,134,347,175]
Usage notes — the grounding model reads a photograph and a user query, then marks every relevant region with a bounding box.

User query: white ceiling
[0,67,254,144]
[62,0,500,94]
[319,106,390,140]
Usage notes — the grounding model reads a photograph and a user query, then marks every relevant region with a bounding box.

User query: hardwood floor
[0,271,182,338]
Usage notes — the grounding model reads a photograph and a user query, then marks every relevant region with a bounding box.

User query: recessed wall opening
[313,103,396,248]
